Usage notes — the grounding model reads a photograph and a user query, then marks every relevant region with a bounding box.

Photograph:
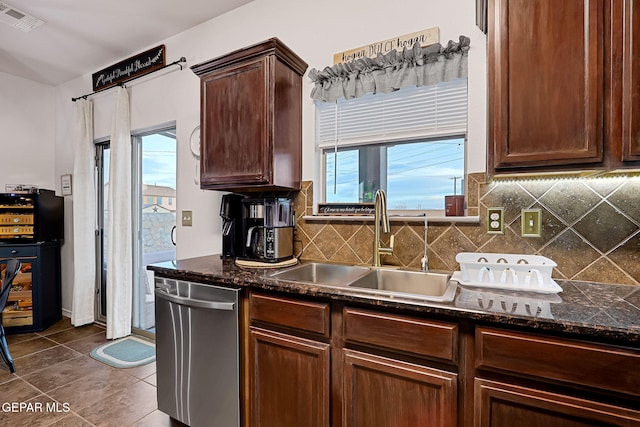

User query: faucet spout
[421,214,429,272]
[373,189,394,267]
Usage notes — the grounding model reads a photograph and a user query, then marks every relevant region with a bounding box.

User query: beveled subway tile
[22,354,110,393]
[78,380,157,427]
[47,368,138,412]
[0,378,40,402]
[45,324,105,345]
[7,336,58,359]
[14,345,82,377]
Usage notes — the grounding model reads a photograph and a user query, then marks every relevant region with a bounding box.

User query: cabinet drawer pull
[11,250,17,254]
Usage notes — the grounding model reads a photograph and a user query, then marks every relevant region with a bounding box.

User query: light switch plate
[487,207,504,234]
[182,210,193,227]
[521,208,542,237]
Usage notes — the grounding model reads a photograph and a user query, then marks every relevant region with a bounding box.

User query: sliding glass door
[96,125,177,334]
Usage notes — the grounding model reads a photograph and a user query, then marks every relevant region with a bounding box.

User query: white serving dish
[454,252,561,294]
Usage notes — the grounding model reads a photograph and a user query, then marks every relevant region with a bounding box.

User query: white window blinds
[315,78,468,149]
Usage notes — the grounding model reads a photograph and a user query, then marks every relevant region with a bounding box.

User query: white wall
[48,0,485,314]
[0,72,56,190]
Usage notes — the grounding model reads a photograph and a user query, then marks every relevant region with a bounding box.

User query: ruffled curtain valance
[309,35,470,102]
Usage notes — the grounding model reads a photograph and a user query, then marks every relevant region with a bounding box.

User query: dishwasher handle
[155,288,236,311]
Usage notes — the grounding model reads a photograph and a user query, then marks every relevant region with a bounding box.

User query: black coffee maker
[220,194,245,258]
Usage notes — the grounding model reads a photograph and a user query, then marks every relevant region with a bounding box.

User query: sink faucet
[373,189,394,267]
[421,213,429,272]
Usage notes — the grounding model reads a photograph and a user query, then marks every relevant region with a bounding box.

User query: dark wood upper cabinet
[622,0,640,161]
[488,0,605,172]
[191,39,308,191]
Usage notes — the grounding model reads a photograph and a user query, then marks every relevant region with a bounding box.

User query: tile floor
[0,317,184,426]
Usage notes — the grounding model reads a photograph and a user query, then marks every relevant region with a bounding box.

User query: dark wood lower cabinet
[343,349,457,427]
[474,378,640,426]
[248,327,330,427]
[244,291,639,427]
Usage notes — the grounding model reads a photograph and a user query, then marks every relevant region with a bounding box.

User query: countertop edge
[147,260,640,346]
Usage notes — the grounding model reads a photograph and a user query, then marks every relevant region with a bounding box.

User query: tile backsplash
[294,173,640,286]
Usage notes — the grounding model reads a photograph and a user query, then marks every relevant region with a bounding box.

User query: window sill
[302,215,479,224]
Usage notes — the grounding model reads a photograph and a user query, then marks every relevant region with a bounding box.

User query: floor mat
[90,336,155,368]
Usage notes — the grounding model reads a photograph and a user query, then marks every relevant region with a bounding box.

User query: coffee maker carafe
[242,197,294,262]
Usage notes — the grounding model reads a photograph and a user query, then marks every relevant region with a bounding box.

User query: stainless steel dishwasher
[154,277,240,427]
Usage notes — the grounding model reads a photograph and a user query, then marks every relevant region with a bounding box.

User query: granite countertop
[148,255,640,346]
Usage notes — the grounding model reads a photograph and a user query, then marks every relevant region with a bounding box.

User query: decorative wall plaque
[317,203,375,216]
[92,45,166,91]
[332,28,439,64]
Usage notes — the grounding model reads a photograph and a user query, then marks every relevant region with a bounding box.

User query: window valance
[309,35,470,102]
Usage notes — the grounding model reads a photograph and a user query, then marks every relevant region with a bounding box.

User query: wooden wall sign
[92,45,166,91]
[333,27,439,64]
[317,203,375,216]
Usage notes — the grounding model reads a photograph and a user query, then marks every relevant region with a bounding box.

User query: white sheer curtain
[71,99,97,326]
[106,87,132,339]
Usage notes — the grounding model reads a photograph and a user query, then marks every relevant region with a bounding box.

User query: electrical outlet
[521,209,542,237]
[182,210,193,227]
[487,207,504,234]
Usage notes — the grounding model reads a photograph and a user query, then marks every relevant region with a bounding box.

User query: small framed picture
[61,174,72,196]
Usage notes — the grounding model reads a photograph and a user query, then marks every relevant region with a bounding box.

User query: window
[168,197,173,206]
[317,78,467,212]
[157,197,163,204]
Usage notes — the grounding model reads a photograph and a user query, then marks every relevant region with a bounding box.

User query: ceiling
[0,0,252,86]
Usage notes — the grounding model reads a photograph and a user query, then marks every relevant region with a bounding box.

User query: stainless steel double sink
[269,262,457,302]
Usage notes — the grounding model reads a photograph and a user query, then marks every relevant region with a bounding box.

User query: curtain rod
[71,57,187,102]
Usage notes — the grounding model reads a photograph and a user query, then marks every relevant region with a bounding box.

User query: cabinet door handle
[11,250,17,255]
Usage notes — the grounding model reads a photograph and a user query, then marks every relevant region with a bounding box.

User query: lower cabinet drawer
[475,327,640,396]
[343,307,458,363]
[249,292,330,337]
[0,245,37,258]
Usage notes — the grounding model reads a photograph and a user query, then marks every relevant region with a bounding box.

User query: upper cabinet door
[200,59,270,187]
[622,0,640,161]
[192,38,307,192]
[489,0,604,171]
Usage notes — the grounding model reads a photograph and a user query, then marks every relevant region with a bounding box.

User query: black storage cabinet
[0,189,63,333]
